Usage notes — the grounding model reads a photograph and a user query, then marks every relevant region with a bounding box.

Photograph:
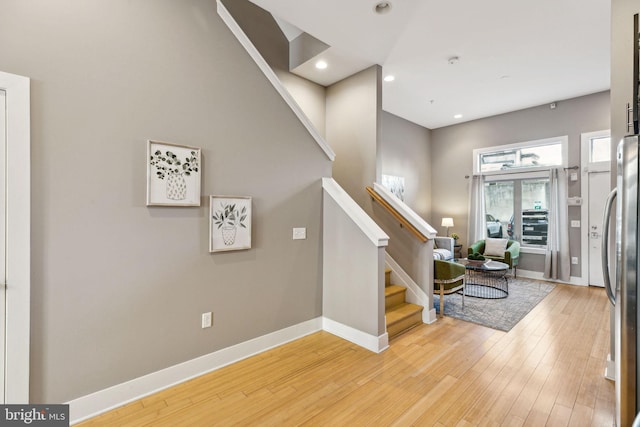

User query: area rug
[434,277,556,332]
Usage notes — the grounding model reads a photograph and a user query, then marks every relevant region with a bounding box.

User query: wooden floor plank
[78,283,615,427]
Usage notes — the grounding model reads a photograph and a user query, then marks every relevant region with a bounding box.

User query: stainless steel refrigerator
[602,14,640,427]
[604,134,638,427]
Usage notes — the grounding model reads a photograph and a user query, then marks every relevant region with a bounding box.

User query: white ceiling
[249,0,611,129]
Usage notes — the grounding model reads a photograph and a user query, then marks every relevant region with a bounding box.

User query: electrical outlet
[293,227,307,240]
[571,257,579,265]
[201,312,212,329]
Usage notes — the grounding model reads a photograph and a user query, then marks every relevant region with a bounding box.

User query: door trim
[580,129,611,287]
[0,71,30,403]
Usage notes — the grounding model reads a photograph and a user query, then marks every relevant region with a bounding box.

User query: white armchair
[433,236,455,260]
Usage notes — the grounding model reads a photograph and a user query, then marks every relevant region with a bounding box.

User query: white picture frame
[382,174,405,201]
[147,140,201,206]
[209,195,252,252]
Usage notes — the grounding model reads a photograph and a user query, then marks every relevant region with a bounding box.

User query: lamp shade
[441,217,454,228]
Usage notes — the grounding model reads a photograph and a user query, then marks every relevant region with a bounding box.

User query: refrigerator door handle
[602,187,617,306]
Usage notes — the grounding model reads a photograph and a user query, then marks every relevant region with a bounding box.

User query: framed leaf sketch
[147,140,201,206]
[209,196,252,252]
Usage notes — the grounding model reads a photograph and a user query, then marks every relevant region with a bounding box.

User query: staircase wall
[326,65,382,215]
[1,0,332,404]
[323,185,386,338]
[222,0,327,137]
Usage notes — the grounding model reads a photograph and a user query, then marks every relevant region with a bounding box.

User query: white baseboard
[322,317,389,354]
[605,353,616,381]
[515,269,587,286]
[68,318,323,425]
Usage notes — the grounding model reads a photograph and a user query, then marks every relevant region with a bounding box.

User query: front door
[581,130,611,287]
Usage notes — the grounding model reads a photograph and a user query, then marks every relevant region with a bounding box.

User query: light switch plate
[293,227,307,240]
[201,312,212,329]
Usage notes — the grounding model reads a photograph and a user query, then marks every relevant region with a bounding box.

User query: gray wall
[326,65,382,214]
[380,111,432,221]
[0,0,332,403]
[431,91,610,274]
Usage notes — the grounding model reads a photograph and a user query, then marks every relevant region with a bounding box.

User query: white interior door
[581,130,611,287]
[0,90,5,402]
[0,71,30,404]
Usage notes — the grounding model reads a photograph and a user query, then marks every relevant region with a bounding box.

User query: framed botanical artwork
[147,140,201,206]
[209,196,252,252]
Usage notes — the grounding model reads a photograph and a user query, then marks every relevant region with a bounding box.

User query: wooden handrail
[366,186,428,243]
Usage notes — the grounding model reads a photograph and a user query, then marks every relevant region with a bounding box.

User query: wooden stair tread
[384,268,423,339]
[384,285,406,298]
[385,302,423,325]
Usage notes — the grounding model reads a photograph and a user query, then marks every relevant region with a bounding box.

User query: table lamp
[441,217,454,236]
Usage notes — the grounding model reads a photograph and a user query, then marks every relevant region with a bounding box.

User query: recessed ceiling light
[384,75,395,82]
[454,114,463,119]
[315,60,328,70]
[374,1,392,14]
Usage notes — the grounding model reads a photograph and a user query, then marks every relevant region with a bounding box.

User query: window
[474,136,568,174]
[589,136,611,163]
[484,176,550,249]
[476,136,566,251]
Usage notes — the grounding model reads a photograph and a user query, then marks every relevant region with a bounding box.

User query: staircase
[384,268,424,339]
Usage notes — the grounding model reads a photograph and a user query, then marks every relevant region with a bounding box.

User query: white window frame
[476,136,567,255]
[473,135,569,176]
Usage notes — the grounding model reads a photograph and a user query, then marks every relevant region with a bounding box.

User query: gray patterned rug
[434,277,556,332]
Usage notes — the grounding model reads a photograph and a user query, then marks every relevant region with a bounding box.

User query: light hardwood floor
[79,283,615,426]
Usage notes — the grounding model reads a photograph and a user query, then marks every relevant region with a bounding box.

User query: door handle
[602,188,616,306]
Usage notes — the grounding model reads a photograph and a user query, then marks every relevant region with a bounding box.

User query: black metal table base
[464,283,508,299]
[464,270,509,299]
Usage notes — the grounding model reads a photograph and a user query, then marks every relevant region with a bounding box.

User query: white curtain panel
[544,168,571,281]
[467,175,486,244]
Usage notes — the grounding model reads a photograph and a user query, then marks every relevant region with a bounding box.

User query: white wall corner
[424,308,437,324]
[322,317,389,353]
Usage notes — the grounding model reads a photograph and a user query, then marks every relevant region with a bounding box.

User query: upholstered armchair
[433,259,465,316]
[433,236,455,261]
[468,238,520,276]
